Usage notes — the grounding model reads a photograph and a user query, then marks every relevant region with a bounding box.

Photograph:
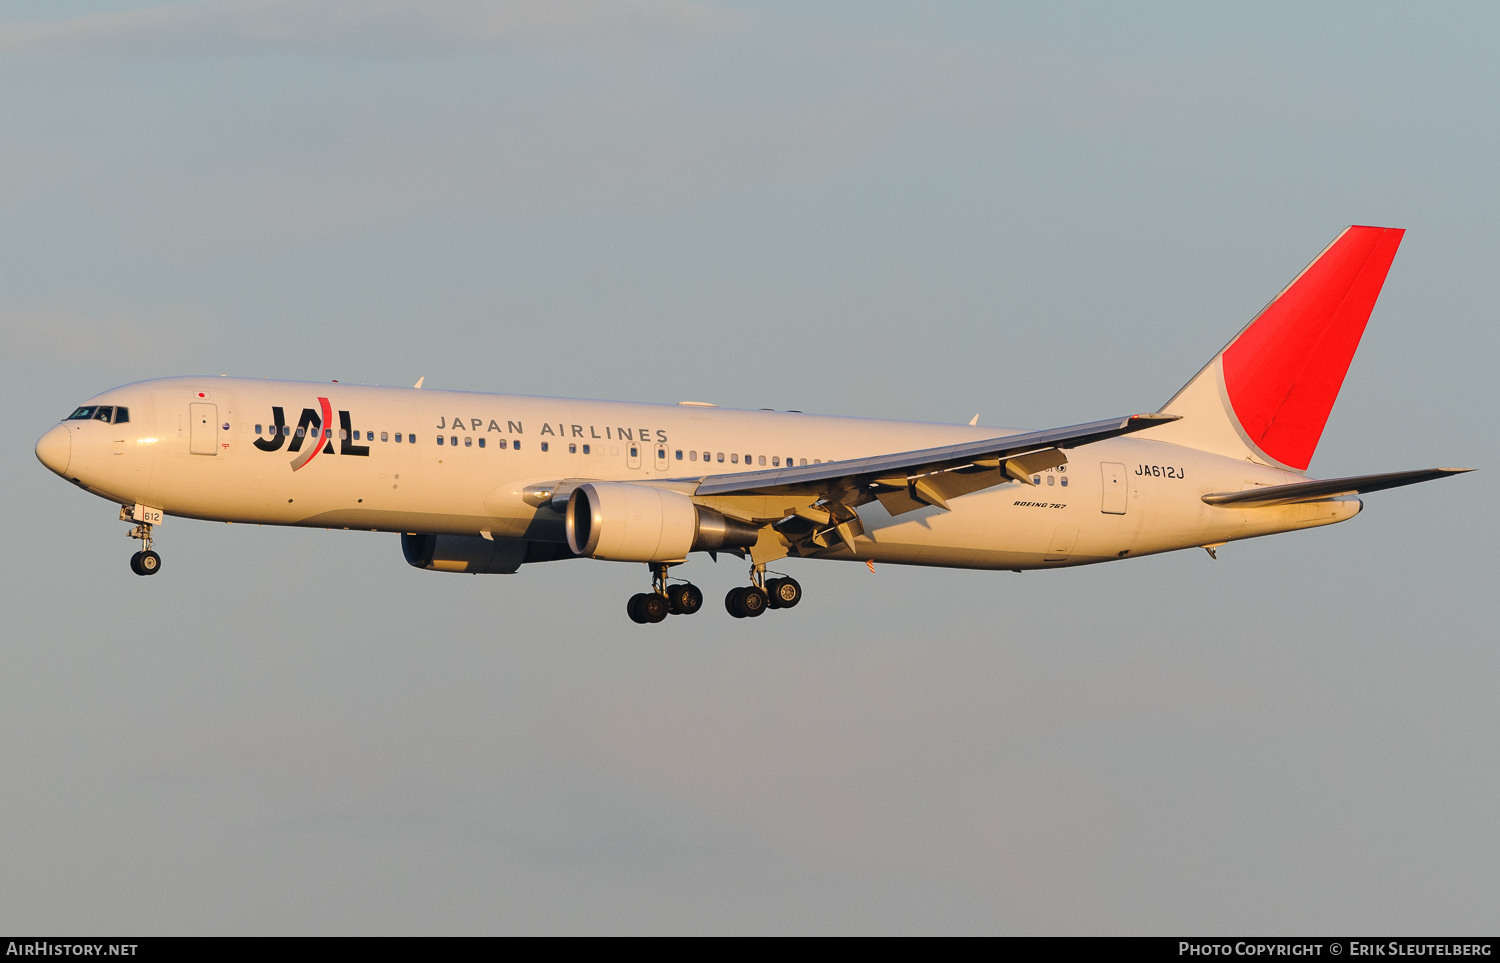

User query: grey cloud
[0,0,743,56]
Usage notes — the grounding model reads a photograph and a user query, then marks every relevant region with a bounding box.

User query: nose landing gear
[127,527,161,576]
[122,505,162,576]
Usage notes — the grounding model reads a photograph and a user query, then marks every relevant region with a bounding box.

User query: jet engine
[565,482,759,562]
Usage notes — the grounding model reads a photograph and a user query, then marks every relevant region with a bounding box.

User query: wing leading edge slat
[690,413,1178,498]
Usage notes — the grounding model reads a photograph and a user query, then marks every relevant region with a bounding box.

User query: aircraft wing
[1201,467,1473,507]
[690,413,1178,513]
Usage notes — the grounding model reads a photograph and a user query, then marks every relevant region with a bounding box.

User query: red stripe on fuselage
[289,396,334,472]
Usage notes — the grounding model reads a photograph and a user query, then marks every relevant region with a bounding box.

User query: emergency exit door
[1101,462,1127,514]
[189,403,218,455]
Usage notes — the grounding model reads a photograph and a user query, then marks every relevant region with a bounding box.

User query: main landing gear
[628,563,704,624]
[725,564,802,619]
[126,518,162,576]
[626,563,802,623]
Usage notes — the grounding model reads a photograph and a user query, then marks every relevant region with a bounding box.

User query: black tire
[669,583,704,616]
[738,585,768,618]
[137,550,162,576]
[764,577,783,608]
[725,587,747,618]
[129,552,144,576]
[641,593,669,623]
[770,576,801,609]
[627,593,651,624]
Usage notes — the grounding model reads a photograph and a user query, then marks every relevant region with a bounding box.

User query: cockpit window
[65,405,128,423]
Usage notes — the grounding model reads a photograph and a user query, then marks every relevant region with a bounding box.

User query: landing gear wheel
[640,593,669,623]
[627,593,651,624]
[129,551,144,575]
[767,576,801,609]
[725,587,747,618]
[734,585,768,618]
[136,550,161,576]
[668,583,703,616]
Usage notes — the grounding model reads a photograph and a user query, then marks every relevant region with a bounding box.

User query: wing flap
[1202,467,1472,507]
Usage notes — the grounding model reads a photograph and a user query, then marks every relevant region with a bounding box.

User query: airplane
[34,225,1471,623]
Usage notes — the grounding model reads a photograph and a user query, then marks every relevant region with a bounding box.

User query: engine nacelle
[565,483,759,562]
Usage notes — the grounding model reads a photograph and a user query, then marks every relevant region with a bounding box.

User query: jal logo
[252,397,369,471]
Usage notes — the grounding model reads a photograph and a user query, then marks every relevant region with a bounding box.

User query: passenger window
[113,407,129,424]
[568,443,577,454]
[675,450,683,460]
[381,432,388,442]
[340,429,348,440]
[731,453,738,464]
[411,435,417,443]
[1047,475,1055,486]
[717,452,724,463]
[703,451,710,461]
[758,455,766,466]
[465,437,473,447]
[772,456,780,467]
[814,459,821,464]
[255,424,263,435]
[541,442,549,452]
[799,459,807,465]
[499,438,507,449]
[582,444,590,454]
[689,451,697,461]
[437,435,445,445]
[296,427,306,437]
[513,440,520,449]
[450,436,457,446]
[1061,477,1068,487]
[478,438,486,448]
[629,446,638,458]
[395,433,402,443]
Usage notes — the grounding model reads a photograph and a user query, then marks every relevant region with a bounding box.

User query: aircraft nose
[35,424,71,476]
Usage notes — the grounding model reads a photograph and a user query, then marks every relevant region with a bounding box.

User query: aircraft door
[189,403,219,455]
[1101,462,1127,514]
[655,445,669,472]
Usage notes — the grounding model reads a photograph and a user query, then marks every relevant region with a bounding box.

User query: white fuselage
[42,376,1359,571]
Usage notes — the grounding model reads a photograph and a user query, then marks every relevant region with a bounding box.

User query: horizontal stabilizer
[1202,467,1472,507]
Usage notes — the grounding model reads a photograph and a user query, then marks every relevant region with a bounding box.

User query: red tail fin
[1222,226,1404,470]
[1145,226,1404,471]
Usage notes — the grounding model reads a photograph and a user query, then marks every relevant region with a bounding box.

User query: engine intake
[565,483,759,562]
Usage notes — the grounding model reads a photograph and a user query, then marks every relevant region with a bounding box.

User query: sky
[1,0,1495,935]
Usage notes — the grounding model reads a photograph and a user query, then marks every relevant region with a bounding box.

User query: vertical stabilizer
[1143,226,1404,471]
